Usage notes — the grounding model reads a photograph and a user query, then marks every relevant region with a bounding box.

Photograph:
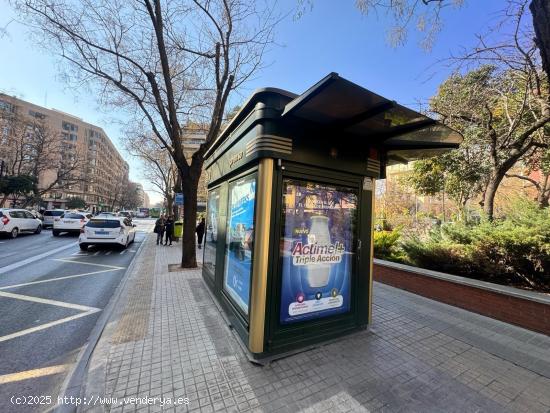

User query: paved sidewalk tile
[81,234,550,413]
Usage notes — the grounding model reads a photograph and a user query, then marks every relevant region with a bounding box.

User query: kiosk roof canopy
[206,73,462,164]
[282,73,462,164]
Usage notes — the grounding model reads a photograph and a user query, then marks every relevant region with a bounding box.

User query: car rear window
[45,210,64,216]
[87,219,121,228]
[64,213,84,219]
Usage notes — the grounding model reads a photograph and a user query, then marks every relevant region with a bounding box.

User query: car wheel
[35,225,42,234]
[79,244,88,251]
[52,230,60,237]
[11,228,19,239]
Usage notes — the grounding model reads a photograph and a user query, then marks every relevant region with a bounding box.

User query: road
[0,218,154,412]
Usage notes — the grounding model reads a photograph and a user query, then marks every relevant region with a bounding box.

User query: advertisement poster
[280,179,357,324]
[204,189,220,276]
[223,175,256,314]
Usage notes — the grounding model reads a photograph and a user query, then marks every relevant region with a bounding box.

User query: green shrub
[373,230,401,261]
[397,200,550,292]
[400,236,475,276]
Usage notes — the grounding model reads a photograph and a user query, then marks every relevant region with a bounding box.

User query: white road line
[0,291,100,312]
[0,242,76,275]
[53,258,125,270]
[0,310,100,343]
[105,251,112,256]
[0,268,119,290]
[0,364,71,384]
[129,250,137,253]
[119,250,127,255]
[93,251,100,256]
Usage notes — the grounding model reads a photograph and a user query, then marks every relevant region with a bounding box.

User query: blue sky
[0,0,506,203]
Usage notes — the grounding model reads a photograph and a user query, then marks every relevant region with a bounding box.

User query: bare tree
[123,133,178,214]
[119,181,142,211]
[0,106,82,207]
[16,0,277,267]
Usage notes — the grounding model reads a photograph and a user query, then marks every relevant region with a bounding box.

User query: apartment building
[0,94,129,210]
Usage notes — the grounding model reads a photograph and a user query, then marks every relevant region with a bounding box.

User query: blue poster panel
[204,188,220,277]
[280,179,357,324]
[223,175,256,314]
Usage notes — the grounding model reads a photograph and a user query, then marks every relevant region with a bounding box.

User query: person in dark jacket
[196,218,205,249]
[164,216,174,246]
[154,215,165,245]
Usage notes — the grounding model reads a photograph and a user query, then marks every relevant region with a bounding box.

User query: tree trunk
[0,194,8,207]
[181,173,199,268]
[531,0,550,86]
[483,173,506,220]
[166,194,174,217]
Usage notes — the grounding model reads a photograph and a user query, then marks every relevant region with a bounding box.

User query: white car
[53,211,93,236]
[95,212,117,218]
[0,208,43,238]
[43,209,67,228]
[79,217,136,251]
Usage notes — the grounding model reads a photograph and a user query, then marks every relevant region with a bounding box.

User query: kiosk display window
[204,188,220,276]
[280,179,357,324]
[223,174,256,314]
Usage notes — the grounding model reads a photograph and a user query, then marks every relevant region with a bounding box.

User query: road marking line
[129,250,137,252]
[0,310,100,343]
[120,250,126,255]
[53,258,125,270]
[0,269,119,290]
[0,242,76,275]
[93,251,100,256]
[0,291,100,312]
[0,364,71,384]
[105,251,112,256]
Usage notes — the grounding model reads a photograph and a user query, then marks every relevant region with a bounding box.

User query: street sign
[175,193,184,205]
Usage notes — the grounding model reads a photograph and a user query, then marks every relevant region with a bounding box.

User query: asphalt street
[0,218,155,412]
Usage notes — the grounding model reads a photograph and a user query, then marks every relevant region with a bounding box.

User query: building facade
[0,94,129,211]
[182,124,208,210]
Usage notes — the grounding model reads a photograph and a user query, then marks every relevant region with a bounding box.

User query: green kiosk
[202,73,461,359]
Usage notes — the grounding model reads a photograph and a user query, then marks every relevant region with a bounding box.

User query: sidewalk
[79,234,550,413]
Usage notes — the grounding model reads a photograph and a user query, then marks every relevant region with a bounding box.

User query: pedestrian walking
[164,216,174,246]
[196,217,205,249]
[154,215,165,245]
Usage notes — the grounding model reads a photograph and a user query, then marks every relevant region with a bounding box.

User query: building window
[29,110,45,119]
[0,100,14,112]
[62,121,78,132]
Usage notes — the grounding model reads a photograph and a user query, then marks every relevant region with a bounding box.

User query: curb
[52,234,149,413]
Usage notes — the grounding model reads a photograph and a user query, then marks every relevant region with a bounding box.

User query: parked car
[79,217,136,251]
[0,208,42,238]
[43,209,67,228]
[95,211,117,218]
[53,211,93,236]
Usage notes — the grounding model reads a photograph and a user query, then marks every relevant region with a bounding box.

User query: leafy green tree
[431,60,549,219]
[408,139,487,220]
[0,175,35,207]
[66,197,87,209]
